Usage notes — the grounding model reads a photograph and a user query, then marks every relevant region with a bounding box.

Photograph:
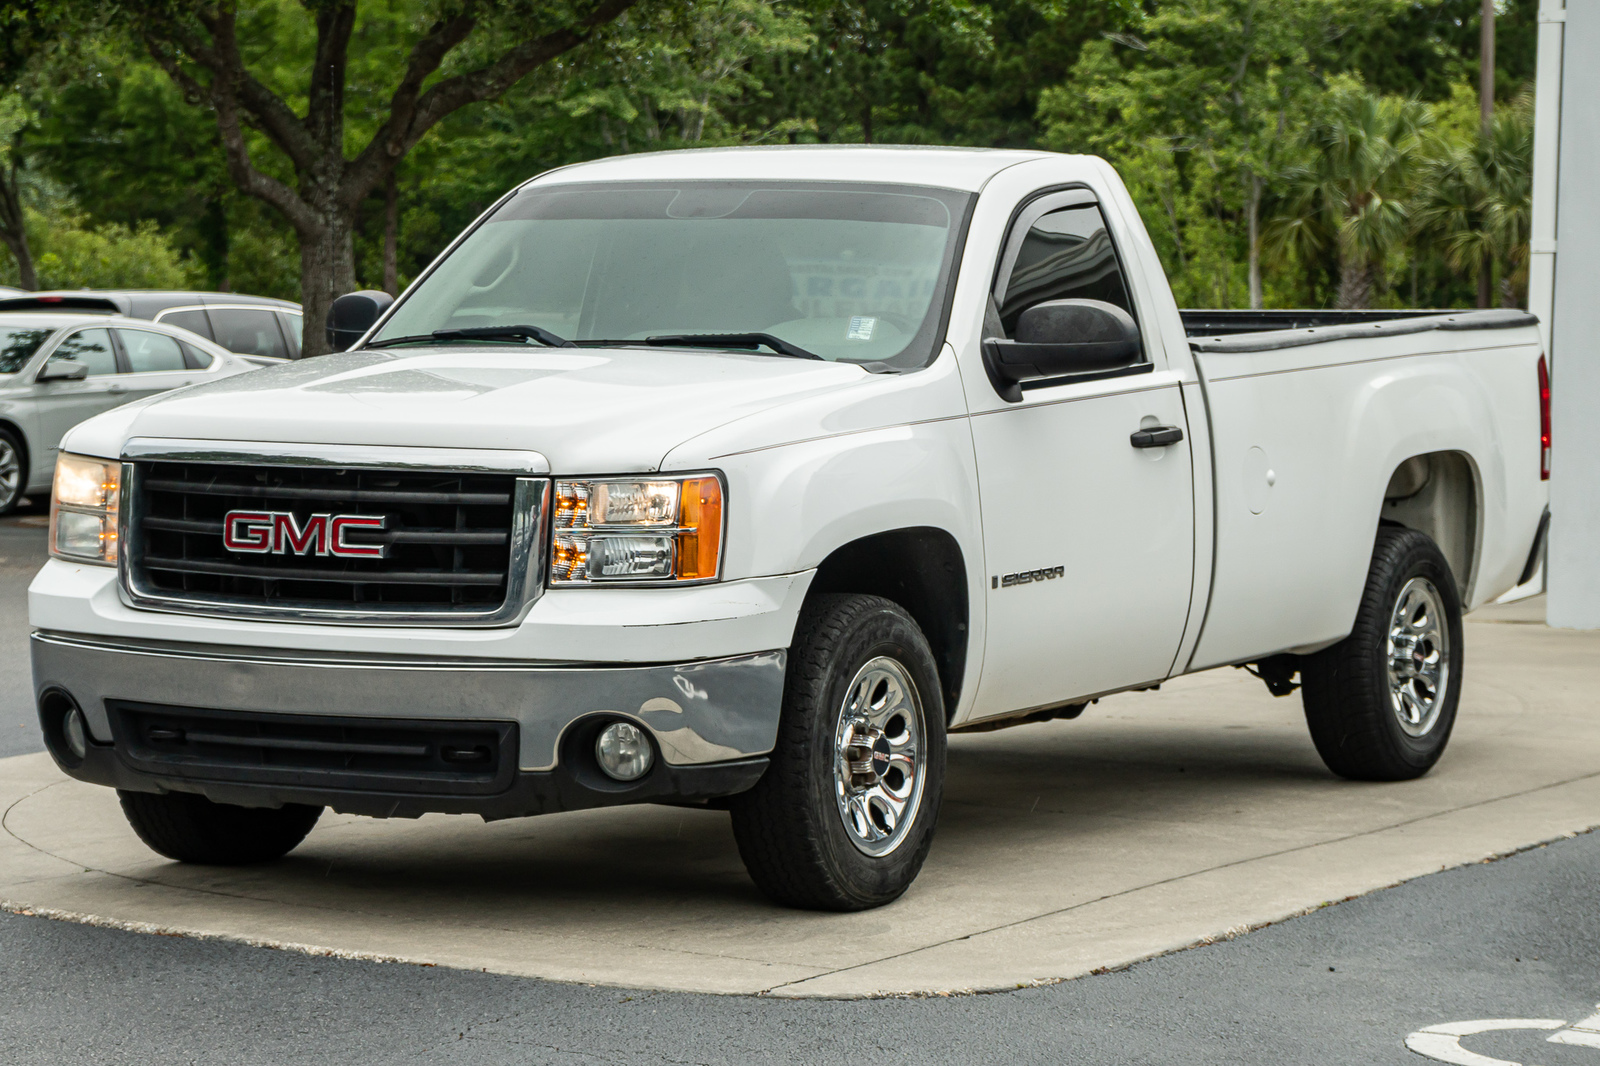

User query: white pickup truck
[30,147,1549,911]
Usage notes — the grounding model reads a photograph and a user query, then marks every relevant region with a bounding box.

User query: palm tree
[1266,88,1432,309]
[1414,98,1533,308]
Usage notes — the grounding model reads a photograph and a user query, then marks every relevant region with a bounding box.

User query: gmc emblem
[222,510,388,559]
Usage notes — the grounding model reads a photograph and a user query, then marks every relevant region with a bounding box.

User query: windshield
[0,327,55,374]
[371,181,973,368]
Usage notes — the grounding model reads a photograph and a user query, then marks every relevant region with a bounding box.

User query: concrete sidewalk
[3,605,1596,998]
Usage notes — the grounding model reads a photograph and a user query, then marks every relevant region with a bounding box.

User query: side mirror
[325,290,395,352]
[36,357,88,382]
[982,299,1142,400]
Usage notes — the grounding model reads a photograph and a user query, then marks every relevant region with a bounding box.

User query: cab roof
[531,144,1062,193]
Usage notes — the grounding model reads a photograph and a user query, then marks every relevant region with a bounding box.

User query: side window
[278,312,302,357]
[50,328,118,376]
[117,329,188,373]
[998,204,1135,337]
[211,308,289,359]
[179,340,216,370]
[157,309,214,340]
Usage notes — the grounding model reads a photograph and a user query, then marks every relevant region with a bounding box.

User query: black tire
[0,426,25,516]
[118,790,322,865]
[1300,526,1464,781]
[729,594,946,911]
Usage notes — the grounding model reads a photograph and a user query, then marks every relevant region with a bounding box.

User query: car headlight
[550,474,723,585]
[50,453,120,565]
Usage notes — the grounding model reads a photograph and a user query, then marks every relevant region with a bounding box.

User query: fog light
[62,706,88,761]
[595,721,653,782]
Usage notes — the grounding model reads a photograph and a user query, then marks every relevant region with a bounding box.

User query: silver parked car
[0,313,259,513]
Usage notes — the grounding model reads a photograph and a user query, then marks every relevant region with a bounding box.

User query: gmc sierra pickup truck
[30,147,1549,911]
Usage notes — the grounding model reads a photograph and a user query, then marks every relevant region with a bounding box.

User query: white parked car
[0,313,258,514]
[30,147,1549,910]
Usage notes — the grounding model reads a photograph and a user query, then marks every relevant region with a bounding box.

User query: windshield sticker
[847,316,876,341]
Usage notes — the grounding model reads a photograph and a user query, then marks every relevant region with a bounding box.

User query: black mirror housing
[37,357,89,382]
[325,290,395,352]
[982,298,1143,401]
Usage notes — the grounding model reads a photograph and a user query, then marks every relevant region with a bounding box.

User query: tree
[117,1,651,355]
[1266,87,1431,309]
[1414,95,1533,309]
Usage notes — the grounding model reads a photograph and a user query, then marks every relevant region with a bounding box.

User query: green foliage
[6,210,202,289]
[0,0,1543,315]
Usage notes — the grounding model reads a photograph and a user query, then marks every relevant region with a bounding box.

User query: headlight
[550,474,723,585]
[50,453,120,565]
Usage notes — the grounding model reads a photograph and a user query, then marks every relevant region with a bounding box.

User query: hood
[108,346,868,473]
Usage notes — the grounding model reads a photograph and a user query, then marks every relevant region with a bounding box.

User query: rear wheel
[119,790,322,865]
[1300,526,1463,781]
[729,594,946,910]
[0,427,24,515]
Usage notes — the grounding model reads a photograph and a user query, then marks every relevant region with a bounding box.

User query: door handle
[1130,425,1183,448]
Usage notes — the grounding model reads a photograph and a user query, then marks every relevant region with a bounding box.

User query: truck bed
[1181,308,1537,351]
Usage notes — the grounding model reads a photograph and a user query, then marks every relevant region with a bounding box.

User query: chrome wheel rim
[833,656,927,857]
[0,440,18,509]
[1386,577,1450,737]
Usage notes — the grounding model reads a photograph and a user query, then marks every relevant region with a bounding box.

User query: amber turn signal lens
[675,476,723,580]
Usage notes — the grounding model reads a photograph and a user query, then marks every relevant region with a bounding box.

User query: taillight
[1538,354,1551,481]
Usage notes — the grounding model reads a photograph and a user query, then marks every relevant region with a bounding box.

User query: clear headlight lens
[550,474,723,584]
[50,454,120,565]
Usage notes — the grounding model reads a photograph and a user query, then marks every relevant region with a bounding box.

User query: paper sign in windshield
[847,316,876,341]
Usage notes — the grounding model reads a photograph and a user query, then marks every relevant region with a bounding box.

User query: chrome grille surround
[117,440,550,626]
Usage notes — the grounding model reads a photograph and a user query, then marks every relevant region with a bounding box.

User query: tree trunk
[1246,172,1263,310]
[0,163,36,290]
[1336,251,1374,310]
[1477,249,1493,308]
[1480,0,1496,134]
[297,211,358,357]
[382,173,399,297]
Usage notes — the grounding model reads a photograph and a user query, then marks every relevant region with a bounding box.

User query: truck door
[965,192,1196,716]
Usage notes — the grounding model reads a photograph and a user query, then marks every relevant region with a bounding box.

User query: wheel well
[0,419,30,492]
[1380,451,1478,598]
[807,527,969,720]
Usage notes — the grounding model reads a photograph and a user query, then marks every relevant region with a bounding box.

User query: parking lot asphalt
[0,500,46,759]
[4,506,1599,1061]
[3,817,1599,1064]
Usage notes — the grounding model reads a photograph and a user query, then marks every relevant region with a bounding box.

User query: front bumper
[31,631,785,819]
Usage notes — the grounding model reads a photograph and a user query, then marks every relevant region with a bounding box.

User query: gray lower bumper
[30,632,785,818]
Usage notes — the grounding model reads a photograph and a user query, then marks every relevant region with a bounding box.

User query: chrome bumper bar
[31,631,785,818]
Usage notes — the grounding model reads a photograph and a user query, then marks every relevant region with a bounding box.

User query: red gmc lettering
[221,510,386,559]
[273,513,330,556]
[329,515,387,558]
[222,511,274,553]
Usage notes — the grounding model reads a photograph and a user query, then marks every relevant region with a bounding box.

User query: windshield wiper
[431,325,575,347]
[363,324,575,350]
[643,333,823,361]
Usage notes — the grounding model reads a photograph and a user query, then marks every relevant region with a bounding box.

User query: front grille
[108,701,517,795]
[126,460,540,622]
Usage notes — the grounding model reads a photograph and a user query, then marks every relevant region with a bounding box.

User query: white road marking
[1405,1019,1566,1065]
[1549,1007,1600,1050]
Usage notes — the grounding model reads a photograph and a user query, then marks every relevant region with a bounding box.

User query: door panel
[30,328,128,464]
[966,191,1196,720]
[969,375,1195,715]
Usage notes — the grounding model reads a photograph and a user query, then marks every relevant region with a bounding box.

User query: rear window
[211,309,289,360]
[0,327,55,373]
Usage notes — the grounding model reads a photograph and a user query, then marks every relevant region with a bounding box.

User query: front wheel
[729,594,946,911]
[119,790,323,865]
[1300,526,1464,781]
